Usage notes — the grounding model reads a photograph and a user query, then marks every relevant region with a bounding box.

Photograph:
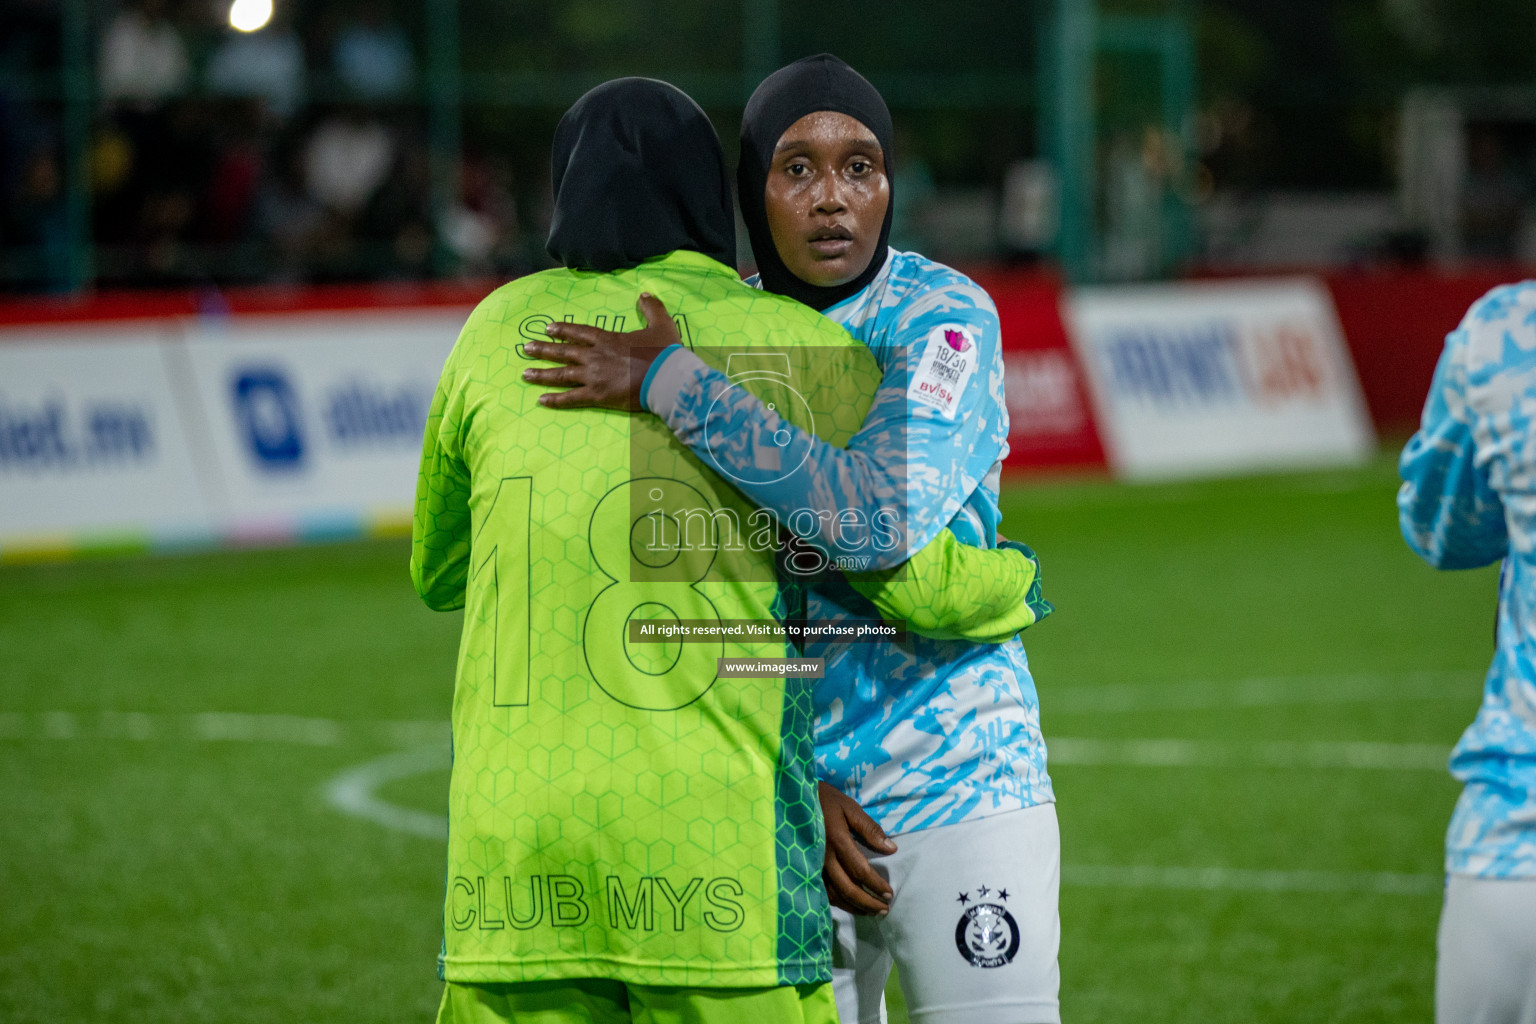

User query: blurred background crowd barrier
[2,0,1534,293]
[1,0,1534,555]
[0,270,1451,557]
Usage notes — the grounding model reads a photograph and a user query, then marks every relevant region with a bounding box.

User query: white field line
[0,713,1445,895]
[1048,737,1448,771]
[0,670,1478,744]
[1062,864,1441,895]
[0,672,1475,743]
[0,710,448,747]
[0,710,1451,771]
[1048,670,1479,714]
[323,746,449,841]
[1008,472,1405,517]
[317,747,1445,896]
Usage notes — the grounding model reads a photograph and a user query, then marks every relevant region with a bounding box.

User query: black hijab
[546,77,736,272]
[738,54,895,311]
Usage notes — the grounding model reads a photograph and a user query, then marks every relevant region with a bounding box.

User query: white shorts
[829,802,1060,1024]
[1437,874,1536,1024]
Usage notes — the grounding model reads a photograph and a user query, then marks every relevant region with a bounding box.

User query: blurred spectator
[303,106,394,216]
[89,119,136,247]
[1461,126,1529,263]
[0,98,68,289]
[0,0,61,79]
[442,153,519,274]
[998,159,1055,260]
[332,8,414,100]
[256,143,325,280]
[98,0,190,107]
[360,140,434,276]
[1101,127,1182,281]
[206,14,307,120]
[201,101,266,245]
[84,98,213,284]
[132,101,214,280]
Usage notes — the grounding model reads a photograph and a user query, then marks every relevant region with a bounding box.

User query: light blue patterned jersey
[642,249,1053,834]
[1399,281,1536,879]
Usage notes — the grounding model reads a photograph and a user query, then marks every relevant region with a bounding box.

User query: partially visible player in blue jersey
[524,54,1060,1024]
[1399,281,1536,1024]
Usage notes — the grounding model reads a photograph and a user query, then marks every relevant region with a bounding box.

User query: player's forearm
[1398,344,1507,569]
[410,488,472,610]
[847,530,1051,642]
[1397,438,1508,569]
[643,347,954,570]
[411,397,474,609]
[409,550,468,610]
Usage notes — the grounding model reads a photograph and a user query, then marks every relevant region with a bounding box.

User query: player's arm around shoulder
[767,300,885,445]
[631,301,912,567]
[1398,286,1521,570]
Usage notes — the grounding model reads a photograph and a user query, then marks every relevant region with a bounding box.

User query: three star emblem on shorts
[957,885,1010,904]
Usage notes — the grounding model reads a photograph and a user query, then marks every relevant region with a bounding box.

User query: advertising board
[0,325,213,554]
[971,271,1108,472]
[179,310,465,536]
[1064,278,1376,479]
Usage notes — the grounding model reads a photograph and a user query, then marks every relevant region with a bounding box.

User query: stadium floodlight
[228,0,273,33]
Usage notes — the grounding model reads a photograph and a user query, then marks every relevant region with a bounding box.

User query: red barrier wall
[0,280,494,329]
[7,267,1527,450]
[969,269,1109,471]
[1323,269,1528,434]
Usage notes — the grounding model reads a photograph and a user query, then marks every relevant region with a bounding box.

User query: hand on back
[522,293,680,411]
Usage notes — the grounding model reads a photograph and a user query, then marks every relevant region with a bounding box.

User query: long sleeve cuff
[639,344,693,418]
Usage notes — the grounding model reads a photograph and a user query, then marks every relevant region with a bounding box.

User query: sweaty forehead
[773,110,880,154]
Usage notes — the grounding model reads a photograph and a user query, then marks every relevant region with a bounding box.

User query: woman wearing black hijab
[544,76,735,273]
[425,76,1043,1024]
[735,54,896,312]
[420,77,864,1024]
[532,56,1061,1024]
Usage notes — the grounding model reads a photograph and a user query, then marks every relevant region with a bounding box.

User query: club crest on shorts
[953,885,1020,968]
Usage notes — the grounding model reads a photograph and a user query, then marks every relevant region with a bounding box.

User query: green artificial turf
[0,453,1500,1023]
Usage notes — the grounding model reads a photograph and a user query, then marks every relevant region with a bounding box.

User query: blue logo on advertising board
[1100,318,1329,410]
[233,369,304,469]
[324,380,431,447]
[1101,323,1242,407]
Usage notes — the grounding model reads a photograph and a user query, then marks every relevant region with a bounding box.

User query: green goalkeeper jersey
[411,249,1043,988]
